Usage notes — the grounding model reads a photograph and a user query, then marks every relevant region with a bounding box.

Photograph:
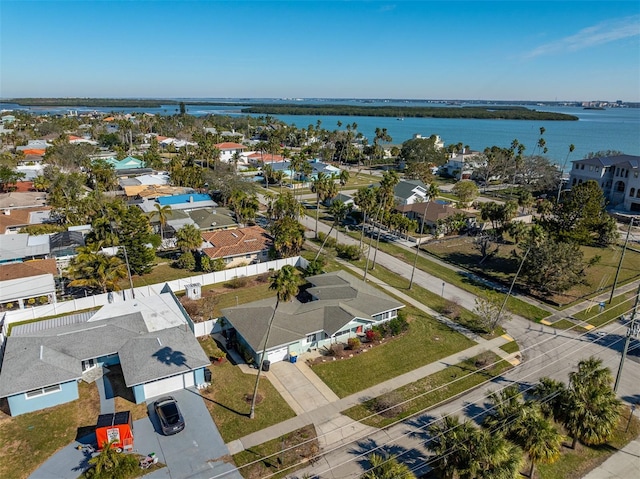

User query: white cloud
[524,15,640,59]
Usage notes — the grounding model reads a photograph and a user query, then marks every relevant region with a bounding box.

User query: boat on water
[396,117,404,121]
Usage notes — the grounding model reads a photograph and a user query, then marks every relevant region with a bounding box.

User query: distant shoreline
[2,98,580,121]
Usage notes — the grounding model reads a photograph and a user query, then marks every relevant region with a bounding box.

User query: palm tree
[513,404,564,478]
[564,357,621,448]
[176,224,202,252]
[314,200,351,260]
[360,453,416,479]
[531,377,568,421]
[370,170,399,270]
[86,439,138,478]
[338,168,350,191]
[67,243,128,294]
[483,384,524,439]
[426,415,477,479]
[250,265,299,419]
[152,203,172,242]
[354,186,376,250]
[262,163,273,189]
[311,172,331,238]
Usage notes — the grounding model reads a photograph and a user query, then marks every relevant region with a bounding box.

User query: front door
[82,359,96,371]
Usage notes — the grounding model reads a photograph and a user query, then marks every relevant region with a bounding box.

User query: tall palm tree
[371,171,399,270]
[361,453,416,479]
[483,384,524,439]
[338,168,350,191]
[314,200,351,260]
[531,377,568,422]
[152,203,172,242]
[426,415,477,479]
[250,265,299,419]
[67,243,128,294]
[311,172,336,238]
[176,224,202,252]
[354,186,376,250]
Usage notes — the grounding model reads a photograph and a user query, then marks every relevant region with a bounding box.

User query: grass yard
[537,405,640,479]
[347,231,549,321]
[499,340,520,354]
[343,352,512,428]
[423,237,640,307]
[232,425,320,479]
[198,337,296,442]
[550,319,589,333]
[310,304,475,398]
[573,290,636,328]
[0,382,101,479]
[130,261,194,288]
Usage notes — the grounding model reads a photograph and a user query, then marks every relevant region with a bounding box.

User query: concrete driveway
[29,388,241,479]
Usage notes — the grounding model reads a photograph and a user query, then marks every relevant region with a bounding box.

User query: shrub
[227,276,249,289]
[335,243,362,260]
[175,251,195,270]
[388,314,409,336]
[305,258,326,276]
[366,329,382,342]
[38,295,49,305]
[441,298,461,319]
[326,343,345,357]
[317,231,337,249]
[370,391,407,418]
[347,337,361,350]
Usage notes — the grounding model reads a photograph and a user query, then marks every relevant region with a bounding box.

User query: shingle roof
[572,154,640,168]
[201,226,272,259]
[0,206,51,234]
[221,271,404,353]
[394,179,428,200]
[0,288,209,397]
[215,142,246,150]
[0,258,58,280]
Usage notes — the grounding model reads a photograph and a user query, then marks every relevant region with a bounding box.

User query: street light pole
[614,283,640,393]
[409,203,429,290]
[610,218,633,304]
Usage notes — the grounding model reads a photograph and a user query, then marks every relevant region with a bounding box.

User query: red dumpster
[95,411,134,452]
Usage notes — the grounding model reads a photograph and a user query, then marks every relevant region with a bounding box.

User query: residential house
[568,154,640,212]
[0,206,51,234]
[396,201,476,233]
[0,258,58,309]
[393,179,431,206]
[201,226,272,268]
[221,271,405,364]
[215,142,246,164]
[104,156,146,171]
[441,150,483,180]
[0,233,50,264]
[0,286,210,416]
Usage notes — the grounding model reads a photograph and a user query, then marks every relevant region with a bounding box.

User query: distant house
[0,207,51,234]
[215,142,246,163]
[568,154,640,212]
[328,192,355,208]
[201,226,272,268]
[68,135,97,145]
[393,179,430,206]
[0,286,210,416]
[153,193,217,211]
[0,258,58,309]
[221,271,405,364]
[0,233,50,264]
[441,150,483,180]
[396,201,476,232]
[104,156,146,171]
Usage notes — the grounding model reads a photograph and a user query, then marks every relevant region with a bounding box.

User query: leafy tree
[518,155,560,190]
[305,257,326,276]
[360,453,416,479]
[250,265,299,418]
[267,191,304,221]
[564,357,621,449]
[0,165,25,192]
[521,237,587,294]
[546,180,616,246]
[451,180,479,208]
[271,216,305,257]
[473,290,511,333]
[118,206,156,275]
[479,201,518,233]
[88,158,117,191]
[142,137,164,169]
[399,135,447,165]
[229,190,259,226]
[176,250,196,271]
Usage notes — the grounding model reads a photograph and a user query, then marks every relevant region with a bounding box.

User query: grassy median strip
[342,352,511,429]
[573,291,635,328]
[232,425,319,479]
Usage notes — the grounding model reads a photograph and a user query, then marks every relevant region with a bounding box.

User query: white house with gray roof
[0,285,209,416]
[393,179,431,206]
[221,271,404,364]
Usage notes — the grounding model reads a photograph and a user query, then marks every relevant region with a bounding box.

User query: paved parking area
[28,388,241,479]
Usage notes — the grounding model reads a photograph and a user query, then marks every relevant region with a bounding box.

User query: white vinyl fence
[0,256,308,333]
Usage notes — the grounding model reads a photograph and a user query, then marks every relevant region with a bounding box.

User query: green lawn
[0,382,101,479]
[343,352,512,428]
[537,405,640,479]
[550,319,589,333]
[499,341,520,354]
[198,337,296,442]
[573,290,635,327]
[232,425,319,479]
[423,238,640,307]
[310,304,475,398]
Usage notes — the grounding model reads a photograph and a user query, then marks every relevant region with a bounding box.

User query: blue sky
[1,1,639,101]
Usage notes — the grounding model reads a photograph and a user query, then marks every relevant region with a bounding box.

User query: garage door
[267,346,289,363]
[143,372,194,399]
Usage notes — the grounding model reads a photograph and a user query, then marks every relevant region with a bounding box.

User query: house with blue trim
[0,286,209,416]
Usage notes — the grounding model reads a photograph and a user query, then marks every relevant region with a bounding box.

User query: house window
[589,166,593,171]
[616,181,625,192]
[596,167,600,172]
[626,170,629,178]
[572,178,577,186]
[25,384,61,399]
[581,164,585,170]
[631,188,636,197]
[306,333,317,343]
[636,190,640,198]
[82,359,96,371]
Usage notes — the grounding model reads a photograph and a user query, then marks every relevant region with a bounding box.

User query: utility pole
[409,203,429,290]
[614,283,640,393]
[610,218,633,303]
